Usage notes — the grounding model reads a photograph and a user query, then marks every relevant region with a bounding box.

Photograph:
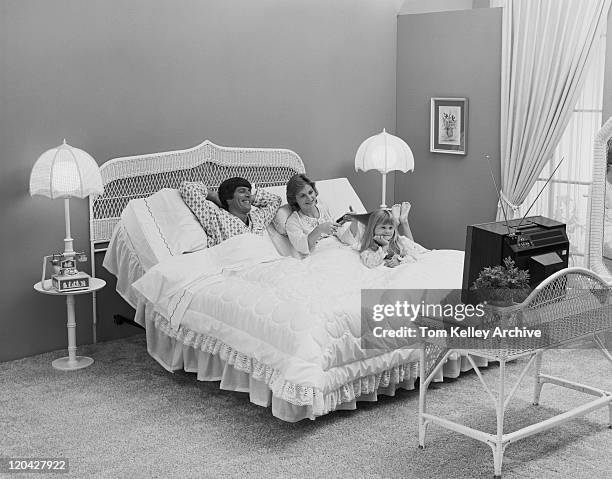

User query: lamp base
[52,356,94,371]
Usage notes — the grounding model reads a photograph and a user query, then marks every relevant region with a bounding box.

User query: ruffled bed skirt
[142,311,488,422]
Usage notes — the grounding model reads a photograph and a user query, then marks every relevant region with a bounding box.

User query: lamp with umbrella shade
[354,129,414,208]
[29,139,104,282]
[29,140,105,370]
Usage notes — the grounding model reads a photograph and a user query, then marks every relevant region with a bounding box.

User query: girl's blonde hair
[360,209,400,253]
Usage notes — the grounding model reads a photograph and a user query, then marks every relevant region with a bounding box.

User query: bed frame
[89,139,305,341]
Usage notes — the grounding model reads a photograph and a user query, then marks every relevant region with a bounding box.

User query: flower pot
[473,288,531,306]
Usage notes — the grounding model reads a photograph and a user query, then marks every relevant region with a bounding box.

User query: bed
[91,139,483,422]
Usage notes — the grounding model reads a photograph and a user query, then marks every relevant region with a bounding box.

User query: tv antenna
[515,157,564,231]
[484,154,513,237]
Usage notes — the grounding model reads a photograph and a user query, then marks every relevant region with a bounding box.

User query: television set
[461,216,569,303]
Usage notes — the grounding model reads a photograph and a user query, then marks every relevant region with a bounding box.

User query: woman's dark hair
[286,174,318,211]
[218,177,252,209]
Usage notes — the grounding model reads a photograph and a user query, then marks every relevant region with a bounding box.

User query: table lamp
[29,139,104,289]
[355,129,414,207]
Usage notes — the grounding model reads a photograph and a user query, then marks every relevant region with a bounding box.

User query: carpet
[1,334,612,479]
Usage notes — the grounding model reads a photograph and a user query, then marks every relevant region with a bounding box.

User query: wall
[399,0,475,15]
[0,0,401,361]
[395,7,503,250]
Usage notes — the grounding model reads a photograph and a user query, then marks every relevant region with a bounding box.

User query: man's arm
[250,187,282,226]
[179,181,223,236]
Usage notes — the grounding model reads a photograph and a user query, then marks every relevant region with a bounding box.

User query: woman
[284,174,355,255]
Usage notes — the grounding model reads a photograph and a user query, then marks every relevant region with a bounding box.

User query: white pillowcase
[264,184,287,202]
[119,188,208,270]
[315,177,367,218]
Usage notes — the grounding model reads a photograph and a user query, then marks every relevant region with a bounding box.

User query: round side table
[34,277,106,371]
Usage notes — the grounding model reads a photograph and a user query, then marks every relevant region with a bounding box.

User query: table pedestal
[52,295,94,371]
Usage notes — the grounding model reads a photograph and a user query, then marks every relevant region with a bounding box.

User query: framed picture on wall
[430,97,468,155]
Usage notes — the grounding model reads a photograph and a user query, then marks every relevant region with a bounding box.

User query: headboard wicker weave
[89,140,305,245]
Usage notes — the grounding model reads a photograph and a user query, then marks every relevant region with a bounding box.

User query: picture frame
[430,97,468,155]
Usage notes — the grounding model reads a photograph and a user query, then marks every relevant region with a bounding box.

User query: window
[518,32,606,267]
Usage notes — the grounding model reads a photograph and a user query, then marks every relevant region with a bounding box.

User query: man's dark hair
[217,177,252,209]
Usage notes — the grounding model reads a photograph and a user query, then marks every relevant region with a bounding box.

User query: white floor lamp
[355,129,414,208]
[29,140,104,369]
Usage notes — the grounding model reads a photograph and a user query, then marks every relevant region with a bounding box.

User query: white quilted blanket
[133,234,464,392]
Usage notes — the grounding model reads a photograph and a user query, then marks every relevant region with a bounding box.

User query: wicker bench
[418,267,612,478]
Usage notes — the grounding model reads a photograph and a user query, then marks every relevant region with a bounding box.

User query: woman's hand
[337,214,354,225]
[318,221,340,236]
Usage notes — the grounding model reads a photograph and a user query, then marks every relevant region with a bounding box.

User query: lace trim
[152,314,417,415]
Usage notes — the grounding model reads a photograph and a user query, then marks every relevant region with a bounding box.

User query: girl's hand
[384,255,401,268]
[374,235,389,247]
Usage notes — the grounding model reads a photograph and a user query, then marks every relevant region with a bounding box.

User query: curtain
[518,34,606,267]
[498,0,611,220]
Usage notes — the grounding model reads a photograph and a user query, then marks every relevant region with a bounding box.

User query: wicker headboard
[89,139,305,249]
[86,139,304,343]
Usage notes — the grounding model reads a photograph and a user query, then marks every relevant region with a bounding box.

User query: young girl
[360,209,429,268]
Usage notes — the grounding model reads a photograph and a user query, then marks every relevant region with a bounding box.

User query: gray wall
[395,8,502,249]
[0,0,400,361]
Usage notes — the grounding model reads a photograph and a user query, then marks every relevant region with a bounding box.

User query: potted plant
[471,257,531,306]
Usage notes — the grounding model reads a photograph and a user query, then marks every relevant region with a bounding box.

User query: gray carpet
[2,334,612,479]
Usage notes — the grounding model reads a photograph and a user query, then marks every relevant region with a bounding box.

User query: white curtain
[518,33,606,267]
[498,0,611,220]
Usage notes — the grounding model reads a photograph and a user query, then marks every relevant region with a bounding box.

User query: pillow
[119,188,208,270]
[263,184,287,202]
[264,224,301,258]
[314,177,367,218]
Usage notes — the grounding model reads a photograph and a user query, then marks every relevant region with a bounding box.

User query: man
[179,177,281,247]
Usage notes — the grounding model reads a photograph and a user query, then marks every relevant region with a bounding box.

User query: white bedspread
[133,234,464,392]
